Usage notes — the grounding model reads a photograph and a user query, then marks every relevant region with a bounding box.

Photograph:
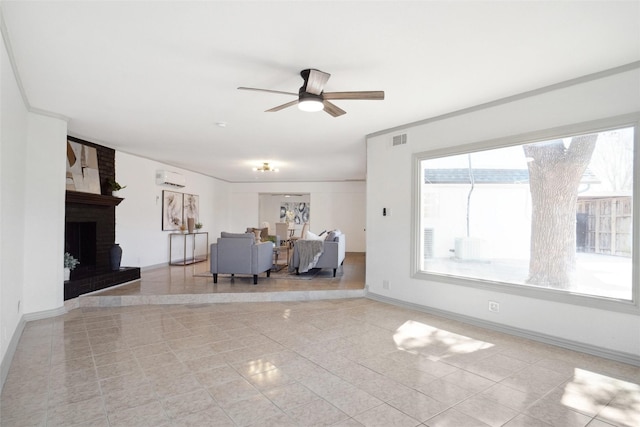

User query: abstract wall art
[65,140,101,194]
[184,193,199,223]
[162,191,200,231]
[162,191,183,231]
[280,202,310,224]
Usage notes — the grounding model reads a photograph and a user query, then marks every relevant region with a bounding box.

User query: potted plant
[64,252,79,281]
[195,222,203,232]
[106,178,126,197]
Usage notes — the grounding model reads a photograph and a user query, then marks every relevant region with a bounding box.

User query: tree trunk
[523,135,597,289]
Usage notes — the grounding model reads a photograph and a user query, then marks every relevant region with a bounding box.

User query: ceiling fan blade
[238,87,297,97]
[265,99,299,112]
[323,91,385,100]
[302,69,330,95]
[323,100,346,117]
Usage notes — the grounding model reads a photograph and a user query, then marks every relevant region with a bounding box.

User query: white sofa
[291,233,346,277]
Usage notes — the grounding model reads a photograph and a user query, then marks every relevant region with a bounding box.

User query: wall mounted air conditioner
[155,170,186,188]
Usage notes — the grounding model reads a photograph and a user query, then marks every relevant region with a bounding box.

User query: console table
[169,232,209,265]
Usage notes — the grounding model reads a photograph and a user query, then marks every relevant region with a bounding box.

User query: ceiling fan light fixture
[298,91,324,112]
[298,98,324,112]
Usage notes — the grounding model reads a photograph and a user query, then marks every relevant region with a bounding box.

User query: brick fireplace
[64,136,140,300]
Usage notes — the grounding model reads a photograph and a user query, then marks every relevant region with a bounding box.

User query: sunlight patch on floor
[393,319,494,354]
[564,368,640,426]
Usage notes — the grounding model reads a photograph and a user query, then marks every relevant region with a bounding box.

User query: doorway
[258,193,310,237]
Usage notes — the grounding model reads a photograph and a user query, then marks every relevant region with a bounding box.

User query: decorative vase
[110,243,122,271]
[64,267,70,281]
[111,190,120,197]
[187,218,195,234]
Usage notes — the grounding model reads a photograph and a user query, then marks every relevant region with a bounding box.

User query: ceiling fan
[238,69,384,117]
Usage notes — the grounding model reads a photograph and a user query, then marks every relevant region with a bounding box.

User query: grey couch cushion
[221,232,254,240]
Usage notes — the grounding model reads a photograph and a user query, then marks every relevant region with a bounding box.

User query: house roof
[2,1,638,182]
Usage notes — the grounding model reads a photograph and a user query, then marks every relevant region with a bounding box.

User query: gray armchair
[210,232,274,285]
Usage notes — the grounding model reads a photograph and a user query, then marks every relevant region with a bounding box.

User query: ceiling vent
[155,170,186,188]
[392,134,407,146]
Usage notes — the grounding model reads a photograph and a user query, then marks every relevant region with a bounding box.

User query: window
[414,117,638,311]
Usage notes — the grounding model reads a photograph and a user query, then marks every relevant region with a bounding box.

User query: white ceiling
[2,1,639,183]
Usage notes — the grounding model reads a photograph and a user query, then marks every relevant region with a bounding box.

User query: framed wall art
[162,190,183,231]
[65,140,101,194]
[184,193,199,224]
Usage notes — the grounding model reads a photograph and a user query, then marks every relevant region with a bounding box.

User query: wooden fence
[577,197,632,257]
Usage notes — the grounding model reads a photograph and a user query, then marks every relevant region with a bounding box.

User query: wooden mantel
[65,190,123,207]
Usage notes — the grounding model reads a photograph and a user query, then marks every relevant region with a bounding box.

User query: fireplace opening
[65,222,97,277]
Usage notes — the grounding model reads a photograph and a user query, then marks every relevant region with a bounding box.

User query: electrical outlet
[382,280,390,290]
[488,301,500,312]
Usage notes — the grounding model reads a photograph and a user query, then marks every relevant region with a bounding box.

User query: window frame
[411,113,640,314]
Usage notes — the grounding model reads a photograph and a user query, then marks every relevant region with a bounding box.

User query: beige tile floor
[2,254,639,426]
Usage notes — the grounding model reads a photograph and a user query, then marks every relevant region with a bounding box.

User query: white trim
[367,61,640,139]
[0,7,70,122]
[411,113,640,315]
[77,289,366,307]
[366,292,640,367]
[22,305,67,322]
[0,317,25,393]
[141,262,171,272]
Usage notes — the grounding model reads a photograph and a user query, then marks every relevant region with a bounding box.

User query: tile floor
[2,255,639,426]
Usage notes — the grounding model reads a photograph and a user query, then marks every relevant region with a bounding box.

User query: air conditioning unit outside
[423,228,434,259]
[454,237,489,262]
[155,170,186,188]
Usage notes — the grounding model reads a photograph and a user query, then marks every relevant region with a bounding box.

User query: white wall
[1,25,67,387]
[424,184,531,259]
[366,67,640,359]
[115,152,231,268]
[230,181,366,252]
[1,26,28,369]
[23,114,67,313]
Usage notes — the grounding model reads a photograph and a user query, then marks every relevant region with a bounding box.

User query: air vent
[392,134,407,146]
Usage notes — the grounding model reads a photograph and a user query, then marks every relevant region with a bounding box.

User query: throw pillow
[326,229,342,241]
[305,231,324,241]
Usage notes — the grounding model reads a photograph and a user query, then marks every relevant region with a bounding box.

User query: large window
[414,117,638,311]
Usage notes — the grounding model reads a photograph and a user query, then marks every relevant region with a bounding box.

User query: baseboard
[1,305,67,393]
[366,292,640,367]
[140,262,170,272]
[22,305,67,322]
[0,316,25,393]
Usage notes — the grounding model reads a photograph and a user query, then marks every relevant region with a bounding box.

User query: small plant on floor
[64,252,79,270]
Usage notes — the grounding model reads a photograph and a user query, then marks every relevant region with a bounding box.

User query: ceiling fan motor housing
[299,90,323,102]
